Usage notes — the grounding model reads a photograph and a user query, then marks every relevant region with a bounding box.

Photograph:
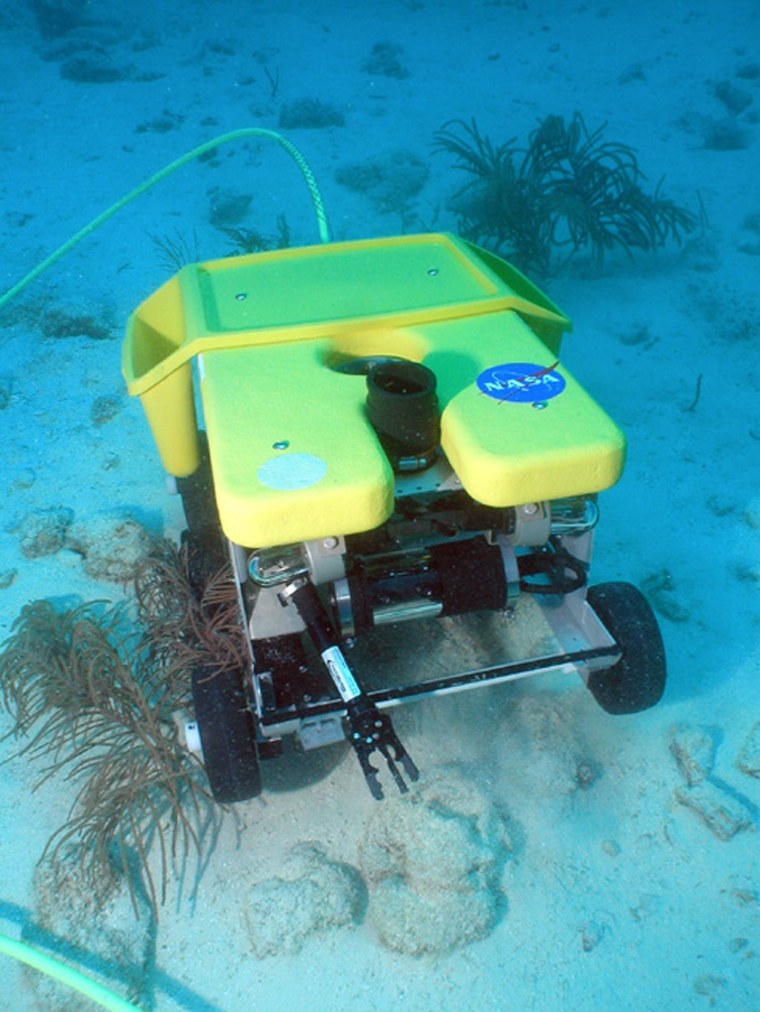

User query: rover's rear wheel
[586,581,666,715]
[191,666,262,803]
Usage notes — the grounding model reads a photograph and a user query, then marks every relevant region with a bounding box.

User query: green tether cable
[0,932,140,1011]
[0,126,331,315]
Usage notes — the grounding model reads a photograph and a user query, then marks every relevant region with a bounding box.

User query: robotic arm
[279,577,419,799]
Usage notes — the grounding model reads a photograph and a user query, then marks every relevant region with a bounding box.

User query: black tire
[176,432,227,592]
[176,432,219,535]
[180,527,227,600]
[586,581,666,715]
[192,666,262,803]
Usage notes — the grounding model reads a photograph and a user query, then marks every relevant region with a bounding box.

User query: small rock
[359,768,510,955]
[669,724,718,785]
[90,394,122,427]
[335,149,429,213]
[40,306,112,341]
[60,54,134,83]
[675,782,753,841]
[66,517,153,582]
[618,62,646,84]
[629,893,663,923]
[736,719,760,778]
[18,506,74,557]
[744,499,760,530]
[0,372,13,409]
[728,887,759,906]
[703,118,751,151]
[574,759,600,790]
[579,918,606,952]
[207,188,252,228]
[705,495,735,518]
[601,839,620,857]
[243,844,364,958]
[693,973,728,1005]
[361,41,410,79]
[714,80,753,115]
[0,568,17,589]
[367,880,498,957]
[641,568,690,622]
[12,467,36,489]
[279,98,345,130]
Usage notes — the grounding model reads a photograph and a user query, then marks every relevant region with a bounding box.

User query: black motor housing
[335,535,512,636]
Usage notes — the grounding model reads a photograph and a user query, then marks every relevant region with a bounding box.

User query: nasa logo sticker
[476,361,565,403]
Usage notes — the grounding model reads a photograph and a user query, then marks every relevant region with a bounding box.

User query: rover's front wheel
[586,581,666,715]
[191,666,262,803]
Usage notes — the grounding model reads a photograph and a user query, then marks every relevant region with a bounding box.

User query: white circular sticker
[257,452,328,491]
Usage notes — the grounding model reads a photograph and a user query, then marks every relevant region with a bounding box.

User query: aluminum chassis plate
[252,587,621,741]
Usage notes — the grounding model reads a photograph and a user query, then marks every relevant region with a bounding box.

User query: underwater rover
[123,229,666,802]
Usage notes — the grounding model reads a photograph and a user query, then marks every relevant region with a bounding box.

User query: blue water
[0,1,758,1009]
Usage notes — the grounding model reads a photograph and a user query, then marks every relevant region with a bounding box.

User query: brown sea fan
[434,112,697,273]
[0,540,241,916]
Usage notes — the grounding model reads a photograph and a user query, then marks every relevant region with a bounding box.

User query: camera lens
[366,360,440,472]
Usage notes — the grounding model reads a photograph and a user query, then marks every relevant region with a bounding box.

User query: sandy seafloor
[0,1,759,1009]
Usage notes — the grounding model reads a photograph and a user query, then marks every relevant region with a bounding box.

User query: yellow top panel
[199,313,624,547]
[431,316,626,505]
[123,233,626,547]
[200,341,395,546]
[123,233,570,396]
[194,234,498,333]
